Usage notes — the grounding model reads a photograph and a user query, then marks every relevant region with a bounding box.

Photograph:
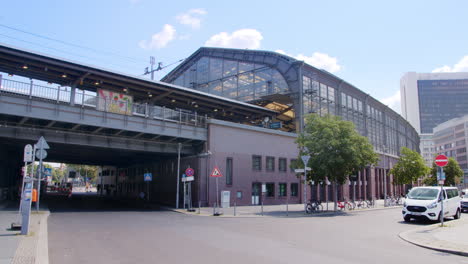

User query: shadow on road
[45,193,163,213]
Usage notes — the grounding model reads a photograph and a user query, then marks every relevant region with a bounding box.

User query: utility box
[221,191,230,208]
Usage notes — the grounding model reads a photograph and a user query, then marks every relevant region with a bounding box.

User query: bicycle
[337,200,354,210]
[385,195,396,206]
[354,199,367,209]
[365,199,375,208]
[306,200,323,213]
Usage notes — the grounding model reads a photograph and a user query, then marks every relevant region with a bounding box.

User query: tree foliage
[67,164,99,183]
[389,147,429,185]
[296,114,379,185]
[423,157,463,186]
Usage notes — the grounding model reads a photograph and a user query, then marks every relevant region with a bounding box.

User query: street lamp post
[383,145,387,207]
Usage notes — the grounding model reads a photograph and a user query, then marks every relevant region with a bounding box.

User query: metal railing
[0,78,206,127]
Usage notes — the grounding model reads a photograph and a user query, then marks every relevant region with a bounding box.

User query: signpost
[435,154,448,227]
[182,167,195,211]
[144,172,152,201]
[210,166,223,215]
[301,155,310,213]
[35,136,49,211]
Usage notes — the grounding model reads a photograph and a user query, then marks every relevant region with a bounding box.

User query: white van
[402,186,461,222]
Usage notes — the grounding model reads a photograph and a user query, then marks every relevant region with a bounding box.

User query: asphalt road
[47,195,468,264]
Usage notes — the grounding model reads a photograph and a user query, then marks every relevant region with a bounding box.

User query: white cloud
[204,29,263,49]
[380,90,401,113]
[139,24,176,50]
[176,8,207,29]
[276,50,342,73]
[432,55,468,73]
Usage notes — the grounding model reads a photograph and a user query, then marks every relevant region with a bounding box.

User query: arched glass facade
[164,48,419,155]
[172,57,289,102]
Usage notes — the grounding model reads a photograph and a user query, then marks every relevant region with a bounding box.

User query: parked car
[461,190,468,213]
[402,186,461,222]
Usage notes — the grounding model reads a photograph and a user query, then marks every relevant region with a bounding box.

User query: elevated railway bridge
[0,43,276,205]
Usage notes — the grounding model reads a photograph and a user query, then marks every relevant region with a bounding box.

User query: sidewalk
[0,201,49,264]
[171,199,399,218]
[399,217,468,256]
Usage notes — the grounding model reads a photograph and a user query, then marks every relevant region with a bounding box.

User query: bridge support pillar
[70,84,76,106]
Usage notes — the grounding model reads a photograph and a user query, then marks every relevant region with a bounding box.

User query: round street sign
[35,149,47,160]
[435,154,448,167]
[185,168,194,177]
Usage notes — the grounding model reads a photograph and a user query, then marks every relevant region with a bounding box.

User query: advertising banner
[97,89,133,115]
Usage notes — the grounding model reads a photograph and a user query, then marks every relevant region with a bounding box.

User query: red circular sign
[185,168,194,177]
[435,155,449,167]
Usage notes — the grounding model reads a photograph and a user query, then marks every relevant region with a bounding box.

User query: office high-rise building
[401,72,468,134]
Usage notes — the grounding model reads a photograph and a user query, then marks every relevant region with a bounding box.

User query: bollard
[198,200,201,214]
[213,203,215,215]
[286,202,289,216]
[261,200,264,216]
[234,202,236,216]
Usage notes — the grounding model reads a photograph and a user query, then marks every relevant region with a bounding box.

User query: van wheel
[404,215,411,222]
[454,209,461,220]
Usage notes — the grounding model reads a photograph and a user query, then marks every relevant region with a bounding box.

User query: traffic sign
[185,168,194,177]
[36,136,50,150]
[23,144,33,162]
[210,166,223,177]
[435,155,449,167]
[301,155,310,165]
[44,168,52,177]
[144,173,152,182]
[182,176,194,182]
[35,149,47,160]
[294,167,311,173]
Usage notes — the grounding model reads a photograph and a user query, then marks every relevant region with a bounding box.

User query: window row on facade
[262,182,299,198]
[251,155,296,172]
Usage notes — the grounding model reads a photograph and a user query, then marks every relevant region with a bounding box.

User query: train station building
[0,44,419,208]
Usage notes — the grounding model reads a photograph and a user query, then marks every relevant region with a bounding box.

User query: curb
[166,205,402,218]
[398,221,468,257]
[36,211,50,264]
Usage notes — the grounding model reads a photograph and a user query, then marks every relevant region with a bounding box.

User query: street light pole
[383,145,387,207]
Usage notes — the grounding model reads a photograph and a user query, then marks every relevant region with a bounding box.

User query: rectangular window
[279,158,287,172]
[226,158,233,185]
[266,156,275,171]
[252,155,262,171]
[279,183,287,197]
[290,183,298,197]
[237,191,242,199]
[266,183,275,197]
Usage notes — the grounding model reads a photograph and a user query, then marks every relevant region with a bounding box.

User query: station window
[266,183,275,197]
[279,158,287,172]
[291,183,298,197]
[279,183,287,197]
[266,157,275,171]
[226,158,233,185]
[237,191,242,199]
[252,155,262,171]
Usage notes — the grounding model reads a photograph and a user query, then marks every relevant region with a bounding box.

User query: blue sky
[2,0,468,113]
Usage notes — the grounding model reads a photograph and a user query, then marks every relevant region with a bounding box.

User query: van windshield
[407,188,439,200]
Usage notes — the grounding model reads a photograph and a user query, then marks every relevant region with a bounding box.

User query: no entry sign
[435,155,448,167]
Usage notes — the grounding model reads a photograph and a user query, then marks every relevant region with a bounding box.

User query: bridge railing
[0,78,206,128]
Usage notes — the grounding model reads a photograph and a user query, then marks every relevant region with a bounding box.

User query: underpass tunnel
[0,135,204,211]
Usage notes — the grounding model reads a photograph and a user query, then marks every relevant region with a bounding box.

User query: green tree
[66,164,99,183]
[423,157,463,186]
[389,147,429,185]
[296,114,379,210]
